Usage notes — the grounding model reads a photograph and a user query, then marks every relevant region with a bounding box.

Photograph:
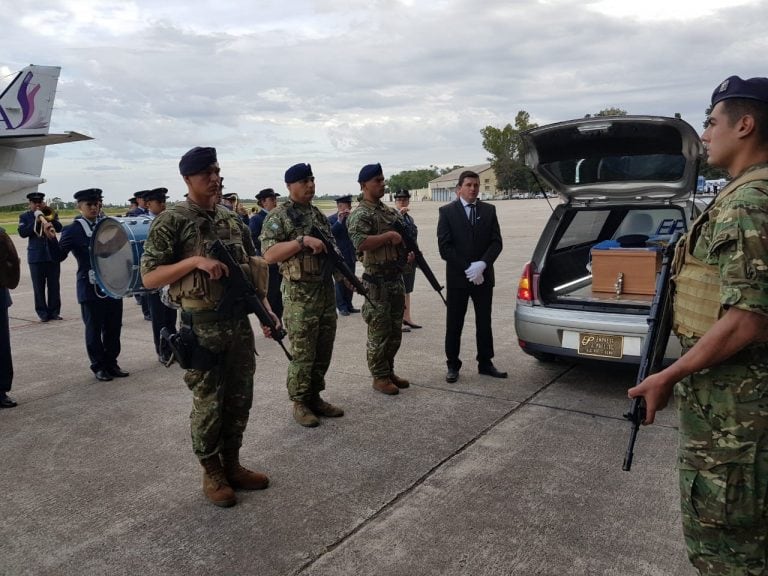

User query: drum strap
[77,217,98,238]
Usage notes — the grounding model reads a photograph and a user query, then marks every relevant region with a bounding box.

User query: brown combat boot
[293,401,320,427]
[390,373,410,389]
[373,376,399,395]
[220,450,270,491]
[200,455,237,507]
[308,395,345,417]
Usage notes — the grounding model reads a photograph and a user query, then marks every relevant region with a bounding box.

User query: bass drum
[90,216,153,298]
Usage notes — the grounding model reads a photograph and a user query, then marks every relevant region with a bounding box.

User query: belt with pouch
[362,271,402,285]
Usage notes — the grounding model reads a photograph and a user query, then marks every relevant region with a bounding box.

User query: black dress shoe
[479,365,508,379]
[95,370,113,382]
[403,320,422,329]
[349,307,361,313]
[107,366,130,378]
[446,368,459,383]
[0,394,18,408]
[339,309,350,316]
[51,315,63,320]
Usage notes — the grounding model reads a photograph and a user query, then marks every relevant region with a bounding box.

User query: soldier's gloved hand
[470,275,485,286]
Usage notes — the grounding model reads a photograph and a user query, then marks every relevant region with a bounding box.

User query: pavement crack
[291,364,572,575]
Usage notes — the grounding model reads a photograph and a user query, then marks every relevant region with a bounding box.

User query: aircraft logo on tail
[0,71,45,130]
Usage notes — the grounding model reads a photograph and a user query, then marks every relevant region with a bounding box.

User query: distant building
[428,163,498,202]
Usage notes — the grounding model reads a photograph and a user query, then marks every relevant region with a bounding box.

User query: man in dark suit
[17,192,63,322]
[437,170,506,383]
[53,188,128,382]
[250,187,283,320]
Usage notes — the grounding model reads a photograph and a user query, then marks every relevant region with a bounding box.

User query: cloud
[2,0,767,202]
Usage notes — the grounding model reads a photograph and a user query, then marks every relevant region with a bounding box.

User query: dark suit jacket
[54,218,102,303]
[328,213,356,267]
[18,210,62,263]
[437,199,503,289]
[249,209,268,255]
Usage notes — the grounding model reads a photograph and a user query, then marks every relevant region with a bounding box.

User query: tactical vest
[358,202,405,272]
[278,202,326,282]
[166,202,267,309]
[672,167,768,339]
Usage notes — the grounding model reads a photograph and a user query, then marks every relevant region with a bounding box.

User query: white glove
[465,261,487,283]
[470,274,485,286]
[34,210,43,218]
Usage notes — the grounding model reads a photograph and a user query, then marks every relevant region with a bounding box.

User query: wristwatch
[296,235,305,248]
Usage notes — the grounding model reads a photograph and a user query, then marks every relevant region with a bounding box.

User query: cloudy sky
[3,0,767,204]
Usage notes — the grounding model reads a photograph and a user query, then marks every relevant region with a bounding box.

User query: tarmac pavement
[0,199,695,575]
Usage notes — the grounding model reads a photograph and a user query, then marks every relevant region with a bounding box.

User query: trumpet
[33,205,58,239]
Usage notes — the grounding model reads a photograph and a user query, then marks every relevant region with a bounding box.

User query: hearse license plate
[578,333,623,359]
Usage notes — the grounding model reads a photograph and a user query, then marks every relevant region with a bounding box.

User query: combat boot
[200,455,237,507]
[308,395,345,417]
[220,449,270,491]
[390,373,410,389]
[373,376,399,395]
[293,401,320,427]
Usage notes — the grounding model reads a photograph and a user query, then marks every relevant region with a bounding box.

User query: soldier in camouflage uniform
[141,146,276,507]
[629,77,768,574]
[260,162,344,428]
[347,163,412,396]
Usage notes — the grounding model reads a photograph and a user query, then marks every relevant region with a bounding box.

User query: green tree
[480,110,538,192]
[386,166,464,191]
[595,107,627,117]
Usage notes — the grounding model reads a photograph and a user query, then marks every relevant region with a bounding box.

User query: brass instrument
[33,205,58,239]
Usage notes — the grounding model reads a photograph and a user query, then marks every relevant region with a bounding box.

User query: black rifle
[391,219,447,306]
[209,240,293,361]
[309,224,374,306]
[622,233,680,471]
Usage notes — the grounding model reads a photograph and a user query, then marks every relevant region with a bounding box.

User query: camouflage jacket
[347,198,406,274]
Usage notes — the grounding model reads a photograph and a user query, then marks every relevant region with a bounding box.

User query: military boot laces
[390,373,410,389]
[309,395,344,417]
[220,451,269,491]
[373,376,399,395]
[293,401,320,427]
[200,456,237,507]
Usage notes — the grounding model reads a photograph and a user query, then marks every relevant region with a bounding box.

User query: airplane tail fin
[0,65,61,137]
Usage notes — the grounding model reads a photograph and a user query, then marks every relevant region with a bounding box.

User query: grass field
[0,198,344,236]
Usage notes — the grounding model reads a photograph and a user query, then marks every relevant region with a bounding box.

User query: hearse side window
[555,210,610,250]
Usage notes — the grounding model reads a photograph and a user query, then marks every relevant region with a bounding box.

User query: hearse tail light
[517,261,534,302]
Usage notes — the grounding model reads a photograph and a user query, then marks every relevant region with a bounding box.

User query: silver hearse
[514,115,705,364]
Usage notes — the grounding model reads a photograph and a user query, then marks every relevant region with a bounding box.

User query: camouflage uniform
[259,200,337,402]
[347,199,406,378]
[140,201,257,460]
[672,163,768,574]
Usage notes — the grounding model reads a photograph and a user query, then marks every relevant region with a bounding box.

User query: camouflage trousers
[183,314,256,460]
[282,279,337,402]
[676,342,768,575]
[361,275,404,378]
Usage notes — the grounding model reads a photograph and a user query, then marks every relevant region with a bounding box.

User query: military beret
[256,188,280,200]
[179,146,218,176]
[394,189,410,199]
[144,187,168,202]
[335,195,353,204]
[358,163,383,183]
[74,188,103,202]
[26,192,44,201]
[712,76,768,107]
[284,163,313,184]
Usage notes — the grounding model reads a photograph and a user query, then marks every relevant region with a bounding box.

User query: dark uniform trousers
[0,289,12,394]
[147,291,177,356]
[29,261,61,320]
[80,297,123,373]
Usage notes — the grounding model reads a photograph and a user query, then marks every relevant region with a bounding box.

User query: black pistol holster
[161,315,218,370]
